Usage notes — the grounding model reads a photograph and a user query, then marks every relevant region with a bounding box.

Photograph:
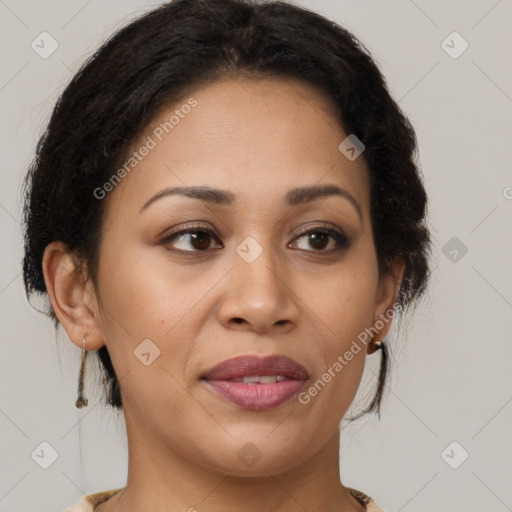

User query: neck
[101,412,365,512]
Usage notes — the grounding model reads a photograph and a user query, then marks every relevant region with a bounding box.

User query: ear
[42,241,104,351]
[371,258,406,344]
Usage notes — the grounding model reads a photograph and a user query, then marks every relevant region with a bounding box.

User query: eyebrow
[139,184,363,221]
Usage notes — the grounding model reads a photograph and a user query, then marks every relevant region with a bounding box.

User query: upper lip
[202,355,309,381]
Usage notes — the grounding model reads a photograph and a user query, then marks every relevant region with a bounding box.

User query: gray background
[1,1,511,511]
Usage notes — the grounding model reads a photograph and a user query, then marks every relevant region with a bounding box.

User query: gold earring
[368,338,383,355]
[75,338,89,408]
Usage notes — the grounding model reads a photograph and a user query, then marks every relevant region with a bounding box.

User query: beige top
[64,486,384,511]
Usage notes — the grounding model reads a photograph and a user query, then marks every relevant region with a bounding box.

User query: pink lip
[202,355,309,411]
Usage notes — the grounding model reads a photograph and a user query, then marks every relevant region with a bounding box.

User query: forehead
[103,77,370,219]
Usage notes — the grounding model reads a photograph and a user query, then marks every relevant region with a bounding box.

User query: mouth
[201,354,309,411]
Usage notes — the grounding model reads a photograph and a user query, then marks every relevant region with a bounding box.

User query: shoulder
[346,487,385,512]
[64,488,124,511]
[65,487,383,511]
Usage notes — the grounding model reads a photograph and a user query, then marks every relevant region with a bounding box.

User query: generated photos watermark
[93,97,198,200]
[297,305,400,405]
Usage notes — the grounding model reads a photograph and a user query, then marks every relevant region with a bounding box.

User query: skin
[43,77,404,511]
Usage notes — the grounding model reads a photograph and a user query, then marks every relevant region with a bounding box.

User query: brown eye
[307,232,330,251]
[161,226,222,253]
[292,227,350,253]
[184,231,212,251]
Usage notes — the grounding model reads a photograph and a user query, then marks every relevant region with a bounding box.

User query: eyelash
[160,222,351,255]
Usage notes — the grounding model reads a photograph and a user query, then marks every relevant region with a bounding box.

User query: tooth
[231,375,288,384]
[247,375,263,384]
[238,375,261,384]
[258,375,278,384]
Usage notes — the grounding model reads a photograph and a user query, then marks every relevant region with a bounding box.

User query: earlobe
[42,241,104,351]
[371,259,406,343]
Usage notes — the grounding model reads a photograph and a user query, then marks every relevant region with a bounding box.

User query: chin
[194,432,314,477]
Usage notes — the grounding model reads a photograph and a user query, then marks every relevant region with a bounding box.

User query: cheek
[94,234,236,401]
[93,243,202,423]
[305,249,379,347]
[93,237,198,374]
[96,233,200,331]
[299,249,379,404]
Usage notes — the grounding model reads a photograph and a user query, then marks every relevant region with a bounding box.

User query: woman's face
[88,77,400,475]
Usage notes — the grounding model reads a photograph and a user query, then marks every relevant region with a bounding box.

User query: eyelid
[160,222,351,253]
[293,222,348,239]
[160,222,221,241]
[291,224,351,250]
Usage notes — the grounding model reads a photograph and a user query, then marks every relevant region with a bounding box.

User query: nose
[217,242,300,335]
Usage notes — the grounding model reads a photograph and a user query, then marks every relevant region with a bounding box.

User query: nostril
[233,318,244,324]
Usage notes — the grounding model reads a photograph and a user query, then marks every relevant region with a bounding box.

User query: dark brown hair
[22,0,431,416]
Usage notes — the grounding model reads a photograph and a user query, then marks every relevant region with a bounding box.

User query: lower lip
[204,379,305,411]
